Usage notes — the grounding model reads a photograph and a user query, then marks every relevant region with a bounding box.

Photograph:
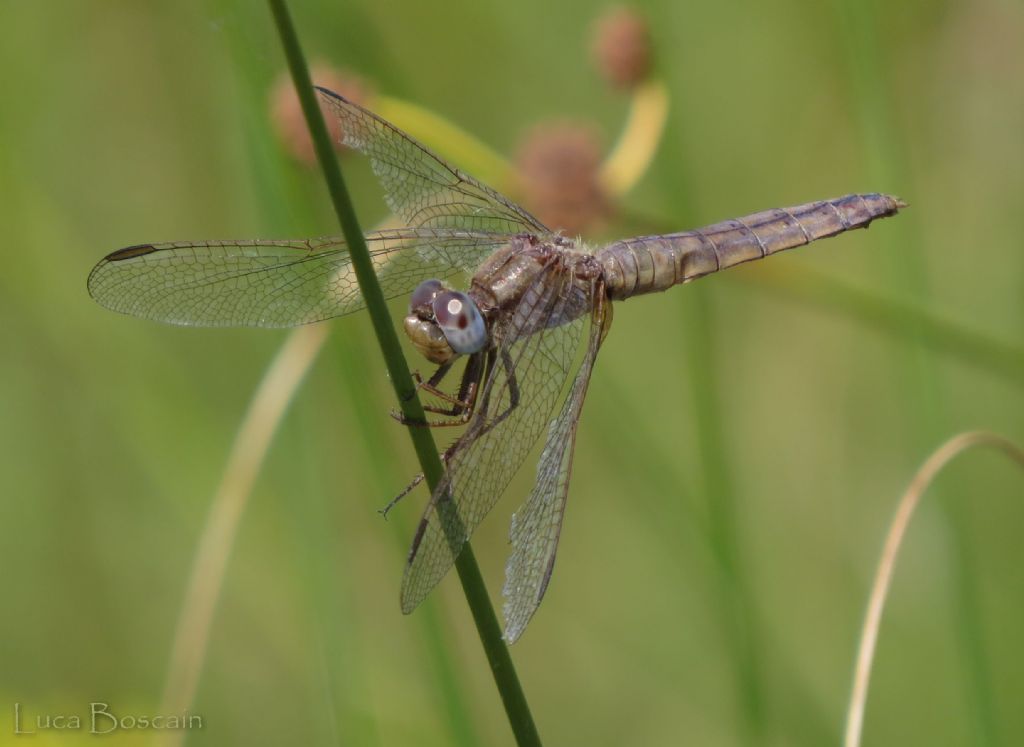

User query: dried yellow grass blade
[844,431,1024,747]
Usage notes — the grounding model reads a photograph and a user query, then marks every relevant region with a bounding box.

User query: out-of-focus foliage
[0,1,1021,745]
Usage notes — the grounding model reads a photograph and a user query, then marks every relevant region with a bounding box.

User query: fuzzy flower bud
[591,7,652,90]
[515,122,611,237]
[269,64,371,166]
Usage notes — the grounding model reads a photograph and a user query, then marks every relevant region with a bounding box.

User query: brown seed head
[269,63,371,166]
[591,7,652,90]
[515,122,611,237]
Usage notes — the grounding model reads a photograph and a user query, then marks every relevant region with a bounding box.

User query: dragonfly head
[404,279,487,364]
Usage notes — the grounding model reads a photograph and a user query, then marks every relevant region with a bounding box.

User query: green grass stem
[266,2,542,745]
[833,1,1000,742]
[743,266,1024,390]
[685,286,767,741]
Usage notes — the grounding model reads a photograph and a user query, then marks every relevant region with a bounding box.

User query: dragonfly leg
[392,352,486,426]
[417,380,481,421]
[418,381,473,411]
[379,443,458,518]
[380,471,425,518]
[381,350,519,526]
[418,348,519,440]
[405,360,455,402]
[409,362,476,418]
[481,348,521,429]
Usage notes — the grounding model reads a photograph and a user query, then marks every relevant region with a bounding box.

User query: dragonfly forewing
[87,228,519,327]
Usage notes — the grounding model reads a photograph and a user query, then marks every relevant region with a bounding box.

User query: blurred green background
[1,0,1022,745]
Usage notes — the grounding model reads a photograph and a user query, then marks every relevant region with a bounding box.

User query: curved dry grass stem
[155,323,329,747]
[844,431,1024,747]
[599,79,669,196]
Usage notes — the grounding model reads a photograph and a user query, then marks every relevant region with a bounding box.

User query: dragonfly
[88,87,905,642]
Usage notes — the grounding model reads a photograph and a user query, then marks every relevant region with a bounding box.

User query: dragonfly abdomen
[598,193,905,300]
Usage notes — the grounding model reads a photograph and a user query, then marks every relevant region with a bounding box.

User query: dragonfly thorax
[404,279,487,364]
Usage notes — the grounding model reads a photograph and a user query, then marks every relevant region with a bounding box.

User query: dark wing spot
[105,244,159,261]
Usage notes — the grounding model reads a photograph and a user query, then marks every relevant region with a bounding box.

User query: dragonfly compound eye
[433,290,486,354]
[409,278,446,316]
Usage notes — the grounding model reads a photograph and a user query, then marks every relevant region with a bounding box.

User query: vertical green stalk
[659,104,768,739]
[686,286,767,742]
[832,1,997,743]
[265,2,541,745]
[217,19,477,734]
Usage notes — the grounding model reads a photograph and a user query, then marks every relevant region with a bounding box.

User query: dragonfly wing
[87,228,516,327]
[400,263,594,613]
[317,87,549,235]
[502,290,609,642]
